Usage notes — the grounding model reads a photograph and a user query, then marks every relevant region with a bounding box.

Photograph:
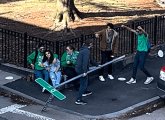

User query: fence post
[56,41,60,56]
[24,32,28,68]
[131,22,135,53]
[154,16,158,45]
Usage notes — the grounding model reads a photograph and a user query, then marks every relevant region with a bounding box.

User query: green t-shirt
[137,33,148,52]
[61,51,79,68]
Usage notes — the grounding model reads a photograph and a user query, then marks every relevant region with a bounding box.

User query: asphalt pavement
[0,55,165,119]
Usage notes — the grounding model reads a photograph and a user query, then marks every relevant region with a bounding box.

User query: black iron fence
[0,15,165,68]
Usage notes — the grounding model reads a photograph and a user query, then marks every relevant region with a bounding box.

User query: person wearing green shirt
[27,43,49,92]
[61,45,79,90]
[121,25,154,85]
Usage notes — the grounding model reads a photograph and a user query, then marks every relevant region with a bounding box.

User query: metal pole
[55,55,125,89]
[41,55,125,111]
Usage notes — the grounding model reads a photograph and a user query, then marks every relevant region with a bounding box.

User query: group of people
[27,22,154,105]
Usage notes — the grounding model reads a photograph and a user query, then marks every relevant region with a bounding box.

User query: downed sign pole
[39,55,126,112]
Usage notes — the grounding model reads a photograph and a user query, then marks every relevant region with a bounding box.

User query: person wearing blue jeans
[27,43,49,92]
[75,40,95,105]
[42,50,61,88]
[121,25,154,84]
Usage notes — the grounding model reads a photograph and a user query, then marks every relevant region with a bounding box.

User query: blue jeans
[34,69,49,82]
[132,51,151,79]
[49,71,61,87]
[76,72,88,101]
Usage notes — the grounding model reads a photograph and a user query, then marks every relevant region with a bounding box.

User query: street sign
[35,78,66,100]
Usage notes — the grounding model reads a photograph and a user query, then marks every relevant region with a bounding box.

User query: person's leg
[139,52,154,84]
[63,67,79,89]
[77,76,88,101]
[34,70,43,79]
[99,51,108,81]
[99,51,108,76]
[127,52,139,84]
[43,69,49,83]
[132,52,140,79]
[139,52,152,77]
[49,71,56,87]
[55,71,62,85]
[107,50,113,75]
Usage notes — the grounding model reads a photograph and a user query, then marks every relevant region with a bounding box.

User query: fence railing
[0,15,165,68]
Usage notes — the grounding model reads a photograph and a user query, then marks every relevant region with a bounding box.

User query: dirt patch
[0,0,165,41]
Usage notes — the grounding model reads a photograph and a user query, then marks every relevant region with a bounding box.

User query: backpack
[147,39,151,52]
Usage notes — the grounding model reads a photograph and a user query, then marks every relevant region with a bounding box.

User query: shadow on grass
[83,9,165,18]
[0,0,23,4]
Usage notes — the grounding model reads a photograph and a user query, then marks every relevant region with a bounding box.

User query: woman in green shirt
[121,25,154,85]
[61,45,79,90]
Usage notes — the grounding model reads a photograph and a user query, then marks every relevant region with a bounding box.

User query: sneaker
[99,75,105,81]
[75,100,87,105]
[82,91,92,97]
[144,77,154,84]
[108,74,114,80]
[126,78,136,84]
[42,88,46,92]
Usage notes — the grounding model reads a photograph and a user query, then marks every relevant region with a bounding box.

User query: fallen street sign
[35,78,66,100]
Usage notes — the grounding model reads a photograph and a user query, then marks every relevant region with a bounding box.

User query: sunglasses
[66,49,70,51]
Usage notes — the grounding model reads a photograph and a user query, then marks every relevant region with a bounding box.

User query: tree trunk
[51,0,82,31]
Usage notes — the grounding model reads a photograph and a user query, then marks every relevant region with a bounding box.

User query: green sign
[35,78,66,100]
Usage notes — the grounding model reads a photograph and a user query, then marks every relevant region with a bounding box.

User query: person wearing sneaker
[95,23,119,81]
[122,25,154,84]
[75,40,94,105]
[27,43,49,92]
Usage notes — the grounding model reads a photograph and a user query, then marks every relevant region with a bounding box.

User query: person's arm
[121,25,137,34]
[95,29,104,38]
[27,51,35,69]
[137,26,148,37]
[112,32,119,56]
[61,52,67,67]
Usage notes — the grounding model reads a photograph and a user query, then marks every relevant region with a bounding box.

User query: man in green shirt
[121,25,154,85]
[27,43,49,92]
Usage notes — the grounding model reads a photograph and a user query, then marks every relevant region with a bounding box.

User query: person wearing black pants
[95,23,119,81]
[61,45,79,90]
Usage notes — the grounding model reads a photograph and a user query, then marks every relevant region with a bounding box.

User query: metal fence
[0,15,165,68]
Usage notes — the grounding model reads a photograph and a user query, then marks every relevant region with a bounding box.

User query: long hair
[42,50,54,65]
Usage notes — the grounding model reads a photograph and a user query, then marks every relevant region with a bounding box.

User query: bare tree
[51,0,82,31]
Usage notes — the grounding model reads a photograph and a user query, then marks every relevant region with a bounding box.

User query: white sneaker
[144,77,154,84]
[42,88,46,92]
[126,78,136,84]
[108,74,114,80]
[99,75,105,81]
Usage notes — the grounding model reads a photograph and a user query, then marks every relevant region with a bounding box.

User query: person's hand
[121,25,125,28]
[83,73,87,77]
[111,55,115,58]
[31,64,34,69]
[95,33,99,38]
[137,26,142,30]
[66,61,71,64]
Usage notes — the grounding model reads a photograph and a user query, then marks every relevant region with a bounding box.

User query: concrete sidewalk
[0,55,165,120]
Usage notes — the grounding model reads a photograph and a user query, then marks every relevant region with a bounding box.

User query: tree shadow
[0,0,23,4]
[83,9,165,18]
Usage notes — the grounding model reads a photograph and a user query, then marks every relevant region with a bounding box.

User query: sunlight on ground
[0,0,164,29]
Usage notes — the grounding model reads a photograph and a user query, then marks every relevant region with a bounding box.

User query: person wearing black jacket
[75,39,95,105]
